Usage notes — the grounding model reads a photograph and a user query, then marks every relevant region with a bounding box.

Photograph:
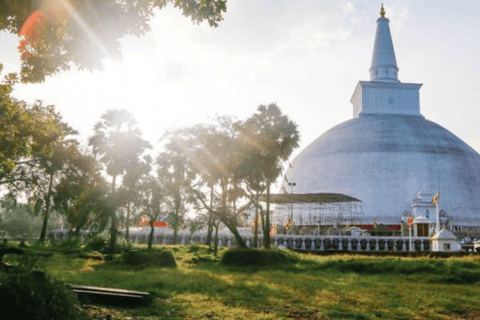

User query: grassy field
[4,244,480,320]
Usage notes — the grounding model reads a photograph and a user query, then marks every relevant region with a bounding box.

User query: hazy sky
[2,0,480,165]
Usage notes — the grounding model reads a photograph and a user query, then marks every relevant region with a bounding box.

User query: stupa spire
[369,5,399,82]
[380,3,386,18]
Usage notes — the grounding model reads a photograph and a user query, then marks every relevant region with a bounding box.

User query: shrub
[54,236,82,252]
[220,248,298,267]
[188,244,201,253]
[84,234,107,251]
[123,249,177,268]
[0,268,86,319]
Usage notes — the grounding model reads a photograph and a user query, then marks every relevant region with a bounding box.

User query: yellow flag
[432,193,440,206]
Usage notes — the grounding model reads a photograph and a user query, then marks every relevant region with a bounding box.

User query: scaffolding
[258,193,365,231]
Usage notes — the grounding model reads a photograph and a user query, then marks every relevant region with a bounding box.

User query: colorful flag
[270,225,277,237]
[407,215,414,227]
[432,193,440,206]
[138,215,149,226]
[285,218,292,231]
[252,216,262,229]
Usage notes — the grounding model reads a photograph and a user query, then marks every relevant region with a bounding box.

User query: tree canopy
[89,109,151,251]
[0,67,67,186]
[0,0,227,83]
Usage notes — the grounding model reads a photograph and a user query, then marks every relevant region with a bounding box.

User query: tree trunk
[221,219,247,248]
[148,222,154,249]
[125,201,131,242]
[220,182,247,248]
[39,172,54,242]
[108,175,117,253]
[253,205,259,248]
[206,186,214,248]
[173,227,178,245]
[213,222,219,256]
[264,182,271,249]
[206,218,214,248]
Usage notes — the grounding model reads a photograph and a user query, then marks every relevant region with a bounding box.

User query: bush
[123,249,177,268]
[0,268,86,320]
[54,236,82,252]
[84,234,107,251]
[220,248,298,267]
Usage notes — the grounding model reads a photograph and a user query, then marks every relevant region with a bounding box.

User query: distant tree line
[0,0,301,251]
[0,65,299,250]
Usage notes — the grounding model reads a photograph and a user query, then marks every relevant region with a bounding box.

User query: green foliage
[89,109,151,252]
[157,139,196,239]
[52,236,82,252]
[0,1,226,83]
[84,233,108,252]
[0,71,67,185]
[123,248,177,268]
[220,248,298,267]
[53,150,110,236]
[241,103,300,185]
[0,198,59,238]
[0,267,86,320]
[240,103,300,248]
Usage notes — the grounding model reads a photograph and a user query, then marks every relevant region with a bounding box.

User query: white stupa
[281,6,480,227]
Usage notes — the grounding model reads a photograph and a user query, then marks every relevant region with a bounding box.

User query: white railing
[129,233,432,252]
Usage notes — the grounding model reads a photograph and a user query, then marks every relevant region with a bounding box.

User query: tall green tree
[89,109,151,252]
[36,129,79,241]
[120,154,152,241]
[53,150,110,235]
[182,124,221,248]
[184,118,250,248]
[0,0,227,83]
[0,68,66,187]
[157,136,196,244]
[2,103,78,242]
[241,103,300,248]
[136,175,167,249]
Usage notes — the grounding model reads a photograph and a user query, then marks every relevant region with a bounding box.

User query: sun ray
[19,0,113,61]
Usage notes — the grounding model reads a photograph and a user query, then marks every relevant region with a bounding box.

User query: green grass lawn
[4,244,480,319]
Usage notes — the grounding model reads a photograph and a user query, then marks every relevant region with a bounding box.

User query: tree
[241,103,300,248]
[181,124,221,248]
[36,129,79,241]
[183,118,251,248]
[136,175,167,249]
[157,136,196,244]
[0,0,227,83]
[1,101,78,242]
[0,67,67,187]
[120,154,152,241]
[53,150,110,235]
[0,194,60,238]
[89,109,151,252]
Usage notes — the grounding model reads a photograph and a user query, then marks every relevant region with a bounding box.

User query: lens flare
[19,0,111,61]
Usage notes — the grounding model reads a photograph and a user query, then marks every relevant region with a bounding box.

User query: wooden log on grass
[67,284,150,306]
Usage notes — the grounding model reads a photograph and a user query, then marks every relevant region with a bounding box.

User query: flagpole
[436,200,440,233]
[409,224,413,252]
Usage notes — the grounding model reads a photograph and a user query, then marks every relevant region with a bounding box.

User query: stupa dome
[281,7,480,226]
